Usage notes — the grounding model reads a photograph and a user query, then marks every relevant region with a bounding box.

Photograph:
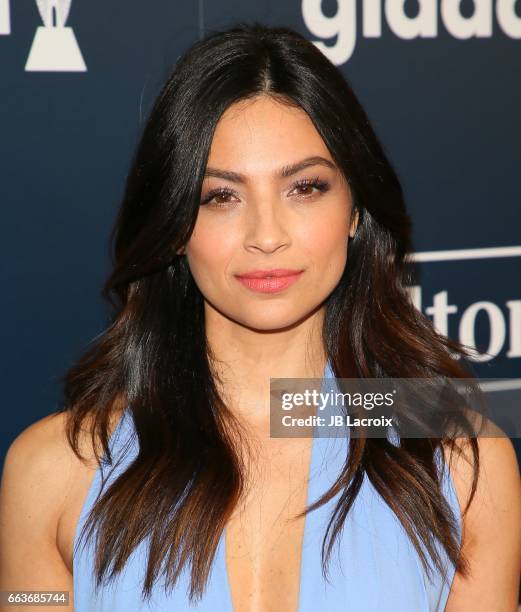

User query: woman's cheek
[299,216,348,259]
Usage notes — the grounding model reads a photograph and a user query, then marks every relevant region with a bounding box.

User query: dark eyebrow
[203,156,337,183]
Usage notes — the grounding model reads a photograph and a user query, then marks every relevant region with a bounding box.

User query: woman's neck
[205,303,328,428]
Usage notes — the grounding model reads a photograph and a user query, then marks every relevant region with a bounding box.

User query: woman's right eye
[200,188,239,208]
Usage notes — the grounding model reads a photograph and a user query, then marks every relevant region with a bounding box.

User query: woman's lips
[234,270,304,293]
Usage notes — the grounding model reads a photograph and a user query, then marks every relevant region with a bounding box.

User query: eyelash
[200,177,330,208]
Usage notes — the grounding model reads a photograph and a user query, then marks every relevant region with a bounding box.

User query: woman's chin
[234,307,319,333]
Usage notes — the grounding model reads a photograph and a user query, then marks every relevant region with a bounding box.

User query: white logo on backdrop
[407,245,521,364]
[303,0,521,64]
[0,0,10,35]
[25,0,86,71]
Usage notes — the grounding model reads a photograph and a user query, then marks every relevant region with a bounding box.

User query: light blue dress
[73,360,462,611]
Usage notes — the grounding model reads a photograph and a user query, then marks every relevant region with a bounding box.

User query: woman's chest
[223,448,313,612]
[71,434,454,612]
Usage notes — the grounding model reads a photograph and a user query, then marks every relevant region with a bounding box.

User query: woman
[1,22,520,612]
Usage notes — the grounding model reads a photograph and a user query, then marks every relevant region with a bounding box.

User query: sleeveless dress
[73,360,462,611]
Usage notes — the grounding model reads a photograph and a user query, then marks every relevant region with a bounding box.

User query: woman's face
[184,95,358,332]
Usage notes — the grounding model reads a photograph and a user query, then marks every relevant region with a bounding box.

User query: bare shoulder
[2,402,126,501]
[1,410,100,513]
[0,407,124,600]
[0,412,84,604]
[442,432,521,611]
[1,411,88,523]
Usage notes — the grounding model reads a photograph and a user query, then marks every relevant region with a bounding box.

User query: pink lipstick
[234,268,304,294]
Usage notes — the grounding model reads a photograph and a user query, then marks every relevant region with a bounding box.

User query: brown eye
[213,193,232,205]
[297,184,315,196]
[201,187,239,208]
[290,177,330,199]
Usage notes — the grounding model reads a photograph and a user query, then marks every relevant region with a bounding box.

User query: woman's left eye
[290,177,330,198]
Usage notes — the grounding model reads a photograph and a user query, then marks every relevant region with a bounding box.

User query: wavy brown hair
[61,22,482,603]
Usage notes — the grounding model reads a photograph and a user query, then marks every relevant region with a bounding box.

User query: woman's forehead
[207,97,333,176]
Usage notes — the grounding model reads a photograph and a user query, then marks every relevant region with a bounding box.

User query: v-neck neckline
[219,359,336,612]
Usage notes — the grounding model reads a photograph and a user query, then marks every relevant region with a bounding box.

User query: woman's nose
[242,196,291,255]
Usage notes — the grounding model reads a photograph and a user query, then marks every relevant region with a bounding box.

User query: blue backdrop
[1,1,520,467]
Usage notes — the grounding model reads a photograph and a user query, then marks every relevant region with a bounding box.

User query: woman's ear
[349,209,359,239]
[176,246,186,255]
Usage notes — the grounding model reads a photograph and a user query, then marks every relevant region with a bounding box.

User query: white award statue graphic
[25,0,87,72]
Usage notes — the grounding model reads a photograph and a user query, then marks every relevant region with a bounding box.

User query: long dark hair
[62,22,481,603]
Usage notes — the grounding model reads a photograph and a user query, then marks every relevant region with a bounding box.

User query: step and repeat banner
[1,1,520,464]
